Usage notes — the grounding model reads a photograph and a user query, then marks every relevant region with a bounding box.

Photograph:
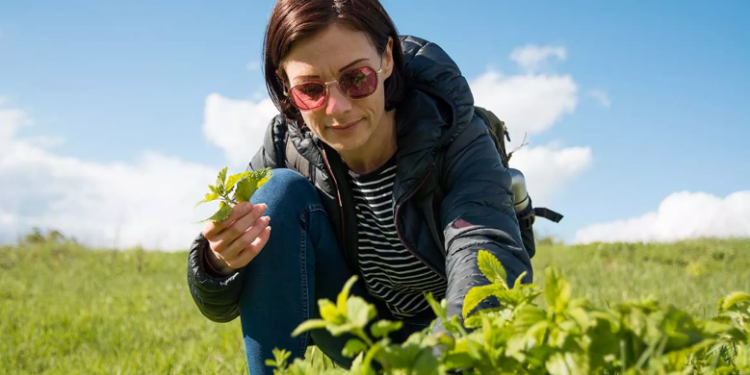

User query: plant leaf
[202,201,232,222]
[291,319,328,337]
[411,347,440,375]
[347,297,375,329]
[342,338,368,358]
[338,275,358,314]
[233,176,256,203]
[226,171,251,194]
[371,320,403,338]
[319,299,345,325]
[720,292,750,312]
[477,249,508,287]
[195,192,220,207]
[462,284,504,320]
[544,267,571,313]
[424,292,447,322]
[216,167,228,190]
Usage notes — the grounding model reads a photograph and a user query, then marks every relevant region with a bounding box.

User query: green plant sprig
[195,167,272,223]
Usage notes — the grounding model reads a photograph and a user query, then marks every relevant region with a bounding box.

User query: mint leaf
[226,171,251,194]
[477,249,508,287]
[346,296,376,329]
[338,275,358,314]
[291,319,328,337]
[202,201,232,222]
[342,339,368,358]
[462,283,504,320]
[720,292,750,312]
[319,299,345,325]
[371,320,403,338]
[233,169,273,203]
[195,192,220,207]
[424,292,448,321]
[233,177,255,203]
[411,347,439,375]
[216,167,228,190]
[544,267,571,313]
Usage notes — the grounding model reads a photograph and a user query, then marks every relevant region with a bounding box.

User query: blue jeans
[240,168,435,375]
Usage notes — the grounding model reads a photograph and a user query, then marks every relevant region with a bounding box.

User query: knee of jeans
[251,168,320,216]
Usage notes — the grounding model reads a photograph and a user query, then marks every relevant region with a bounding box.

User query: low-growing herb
[196,167,272,222]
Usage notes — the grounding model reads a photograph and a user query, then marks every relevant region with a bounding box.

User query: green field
[1,237,748,374]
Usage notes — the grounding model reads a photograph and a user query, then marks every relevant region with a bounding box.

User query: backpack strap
[534,207,564,223]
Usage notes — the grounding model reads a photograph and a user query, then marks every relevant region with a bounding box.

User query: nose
[325,84,352,116]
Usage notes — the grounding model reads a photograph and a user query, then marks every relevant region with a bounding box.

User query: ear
[383,36,394,80]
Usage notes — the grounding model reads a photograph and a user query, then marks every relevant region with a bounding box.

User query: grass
[1,237,748,374]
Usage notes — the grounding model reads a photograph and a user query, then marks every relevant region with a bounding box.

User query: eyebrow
[294,58,370,81]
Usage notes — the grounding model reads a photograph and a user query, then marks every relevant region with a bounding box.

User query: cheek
[300,111,325,133]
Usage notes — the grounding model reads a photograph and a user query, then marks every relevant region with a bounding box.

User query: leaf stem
[354,328,374,347]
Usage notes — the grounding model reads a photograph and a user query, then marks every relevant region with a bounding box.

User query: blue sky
[0,0,748,249]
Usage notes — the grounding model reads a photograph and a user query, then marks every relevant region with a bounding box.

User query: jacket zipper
[319,146,351,268]
[320,145,447,282]
[394,163,448,281]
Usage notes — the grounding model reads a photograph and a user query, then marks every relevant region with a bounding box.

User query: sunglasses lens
[339,67,378,99]
[289,83,326,110]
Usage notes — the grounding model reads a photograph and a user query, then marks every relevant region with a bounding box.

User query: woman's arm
[186,116,286,323]
[438,112,533,326]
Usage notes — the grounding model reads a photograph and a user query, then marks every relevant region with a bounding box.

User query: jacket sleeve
[186,115,286,323]
[438,113,533,326]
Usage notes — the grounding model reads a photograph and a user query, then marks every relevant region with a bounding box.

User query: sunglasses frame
[283,57,384,111]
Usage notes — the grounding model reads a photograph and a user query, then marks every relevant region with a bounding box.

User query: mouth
[330,118,362,133]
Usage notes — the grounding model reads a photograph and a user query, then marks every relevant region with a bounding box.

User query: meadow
[1,235,748,374]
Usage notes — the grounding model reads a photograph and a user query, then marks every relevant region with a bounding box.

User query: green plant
[196,167,272,222]
[268,250,750,375]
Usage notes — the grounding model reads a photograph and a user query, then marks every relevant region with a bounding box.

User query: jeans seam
[299,210,309,356]
[299,203,327,355]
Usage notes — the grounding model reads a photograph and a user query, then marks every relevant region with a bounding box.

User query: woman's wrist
[203,247,235,276]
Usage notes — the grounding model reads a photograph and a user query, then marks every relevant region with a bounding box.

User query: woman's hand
[202,202,271,273]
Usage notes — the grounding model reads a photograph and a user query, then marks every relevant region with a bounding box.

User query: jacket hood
[390,35,476,199]
[398,35,475,148]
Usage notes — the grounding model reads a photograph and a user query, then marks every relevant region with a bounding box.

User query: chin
[324,127,368,152]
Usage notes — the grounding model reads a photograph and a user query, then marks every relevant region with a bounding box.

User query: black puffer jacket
[187,35,533,331]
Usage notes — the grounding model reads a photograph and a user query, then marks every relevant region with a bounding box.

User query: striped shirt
[346,155,447,319]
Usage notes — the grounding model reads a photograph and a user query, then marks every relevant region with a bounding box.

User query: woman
[186,0,533,373]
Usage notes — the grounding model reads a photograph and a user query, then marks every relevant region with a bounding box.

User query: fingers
[220,213,270,261]
[203,202,255,240]
[221,204,267,245]
[224,225,272,269]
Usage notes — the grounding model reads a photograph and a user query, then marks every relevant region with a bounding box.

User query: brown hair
[262,0,406,121]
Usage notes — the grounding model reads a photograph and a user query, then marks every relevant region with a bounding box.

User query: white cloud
[575,191,750,244]
[510,45,567,72]
[589,89,611,107]
[506,145,592,204]
[0,103,221,251]
[471,70,578,136]
[202,93,279,167]
[0,104,31,149]
[469,61,590,206]
[246,61,261,71]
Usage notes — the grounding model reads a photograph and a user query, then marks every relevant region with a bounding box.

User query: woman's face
[281,24,393,154]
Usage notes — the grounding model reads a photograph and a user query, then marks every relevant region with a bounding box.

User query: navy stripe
[347,157,446,319]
